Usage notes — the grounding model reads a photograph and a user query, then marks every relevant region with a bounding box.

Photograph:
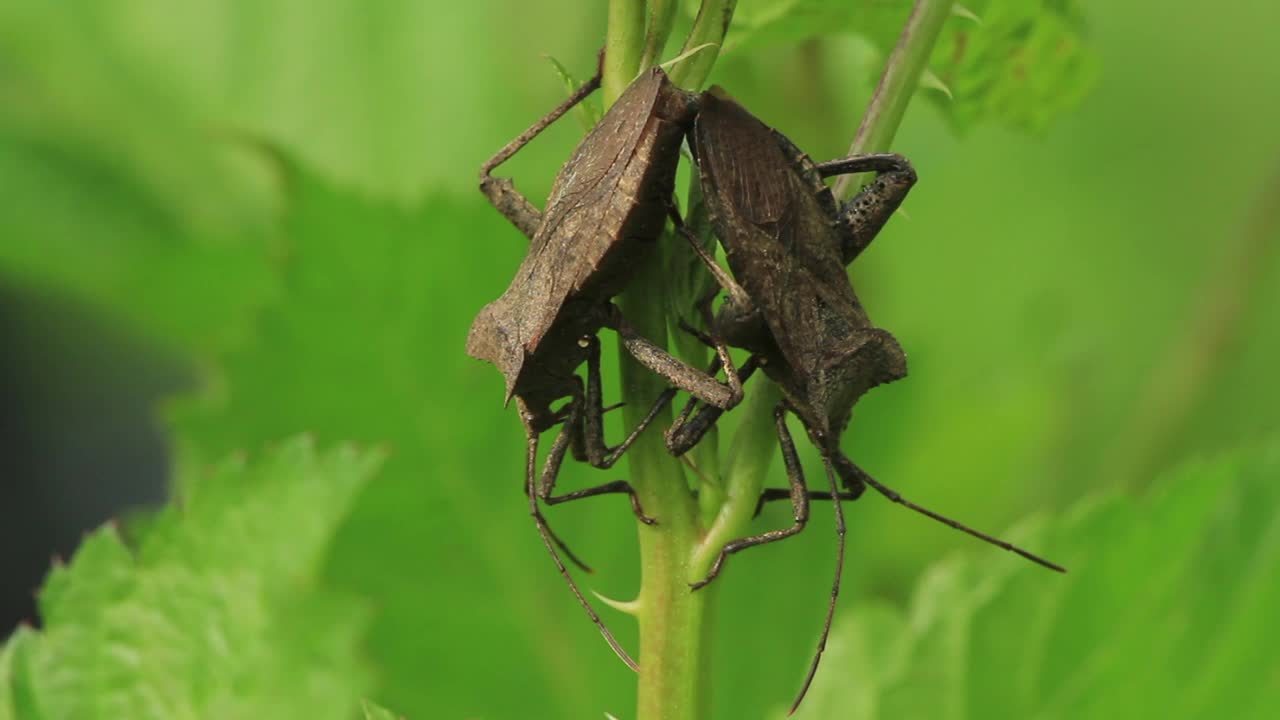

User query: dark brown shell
[693,88,906,439]
[467,68,696,405]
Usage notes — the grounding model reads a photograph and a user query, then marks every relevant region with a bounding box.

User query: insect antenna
[524,432,639,671]
[837,455,1065,573]
[788,452,848,716]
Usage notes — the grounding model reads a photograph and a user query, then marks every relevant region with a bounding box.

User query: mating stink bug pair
[467,57,1062,711]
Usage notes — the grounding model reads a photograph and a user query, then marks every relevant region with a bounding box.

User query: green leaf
[727,0,1097,132]
[0,3,280,347]
[2,438,381,720]
[361,699,404,720]
[728,0,910,51]
[0,135,278,355]
[0,626,27,720]
[0,0,606,200]
[0,5,276,234]
[1,627,42,720]
[929,0,1099,133]
[793,441,1280,719]
[0,634,12,720]
[168,161,641,718]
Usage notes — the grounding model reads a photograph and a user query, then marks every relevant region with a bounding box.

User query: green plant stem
[616,249,706,720]
[697,383,780,574]
[608,3,740,718]
[613,3,949,718]
[606,5,708,719]
[669,0,738,90]
[639,0,678,69]
[605,0,647,102]
[834,0,954,199]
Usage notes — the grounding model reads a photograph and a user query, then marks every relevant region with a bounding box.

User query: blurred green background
[1,1,1277,718]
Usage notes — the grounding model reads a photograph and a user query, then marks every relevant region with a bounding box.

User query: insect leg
[524,429,639,671]
[530,413,597,573]
[666,206,753,403]
[578,335,672,471]
[609,306,742,411]
[754,443,868,517]
[479,54,604,239]
[690,402,811,590]
[752,484,864,518]
[814,151,915,179]
[541,479,657,526]
[813,153,917,264]
[540,338,661,525]
[667,205,752,308]
[788,451,848,715]
[665,355,760,457]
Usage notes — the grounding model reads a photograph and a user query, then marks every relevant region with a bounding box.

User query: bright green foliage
[0,439,381,720]
[0,0,279,352]
[0,627,30,720]
[0,0,608,200]
[0,3,276,232]
[0,636,10,720]
[167,163,643,718]
[794,442,1280,719]
[361,699,404,720]
[929,1,1098,132]
[0,135,276,356]
[727,0,1096,132]
[727,0,910,49]
[1,1,1277,719]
